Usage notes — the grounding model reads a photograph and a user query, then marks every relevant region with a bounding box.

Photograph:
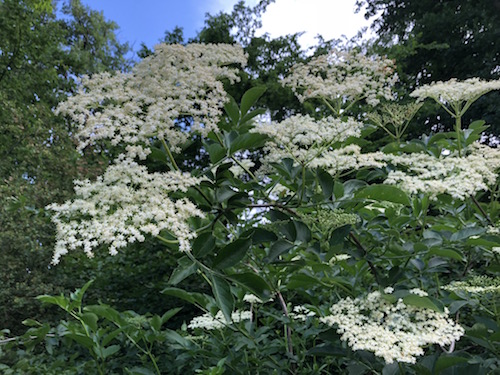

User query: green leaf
[251,228,278,244]
[356,185,411,206]
[168,256,198,285]
[102,344,120,359]
[224,95,240,125]
[193,232,216,257]
[161,287,213,309]
[161,307,182,325]
[210,275,234,323]
[228,273,271,300]
[450,227,484,242]
[164,329,191,348]
[80,312,98,331]
[229,132,268,153]
[317,169,334,199]
[148,147,168,164]
[266,240,294,262]
[240,86,266,117]
[403,294,441,312]
[216,186,238,203]
[64,333,94,350]
[429,248,464,261]
[434,355,468,373]
[287,274,320,289]
[207,143,226,163]
[85,304,122,324]
[37,295,70,311]
[240,108,267,124]
[213,237,252,269]
[102,327,124,346]
[125,367,156,375]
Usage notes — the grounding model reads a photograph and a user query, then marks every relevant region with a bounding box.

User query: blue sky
[79,0,372,53]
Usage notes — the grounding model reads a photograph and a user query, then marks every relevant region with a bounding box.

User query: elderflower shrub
[442,275,500,294]
[56,43,247,154]
[252,114,364,167]
[187,310,252,330]
[381,142,500,199]
[47,159,205,264]
[320,291,464,364]
[410,78,500,114]
[283,49,398,107]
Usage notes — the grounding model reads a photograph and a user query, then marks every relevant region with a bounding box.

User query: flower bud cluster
[320,291,464,364]
[442,275,500,294]
[283,49,398,106]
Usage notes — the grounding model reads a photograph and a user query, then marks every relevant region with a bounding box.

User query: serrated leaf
[317,169,334,199]
[403,294,441,312]
[224,95,240,125]
[240,108,267,124]
[213,237,252,269]
[168,257,197,285]
[81,312,98,331]
[450,227,484,242]
[192,232,216,257]
[102,344,120,359]
[429,248,464,261]
[240,86,266,117]
[161,307,182,325]
[356,185,411,206]
[229,132,268,153]
[287,274,319,289]
[210,275,234,323]
[161,287,212,309]
[206,143,226,163]
[251,228,278,244]
[434,355,468,373]
[228,273,271,300]
[64,333,94,349]
[37,295,70,311]
[266,240,294,262]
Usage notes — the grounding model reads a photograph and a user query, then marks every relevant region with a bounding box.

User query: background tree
[0,0,130,334]
[356,0,500,136]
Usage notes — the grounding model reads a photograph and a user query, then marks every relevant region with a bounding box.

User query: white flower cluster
[252,114,364,166]
[283,49,398,106]
[47,160,205,264]
[187,310,252,330]
[320,291,464,364]
[289,305,316,321]
[382,143,500,200]
[410,78,500,110]
[309,144,386,175]
[442,275,500,294]
[56,43,247,154]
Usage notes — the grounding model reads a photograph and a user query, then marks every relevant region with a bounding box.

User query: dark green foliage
[357,0,500,135]
[0,0,130,334]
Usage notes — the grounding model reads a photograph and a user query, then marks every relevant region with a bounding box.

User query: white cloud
[259,0,371,48]
[207,0,372,49]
